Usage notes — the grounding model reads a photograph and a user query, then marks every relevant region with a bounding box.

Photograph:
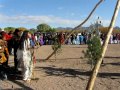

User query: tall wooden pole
[46,0,104,60]
[86,0,120,90]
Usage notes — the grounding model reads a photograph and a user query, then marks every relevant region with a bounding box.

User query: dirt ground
[0,45,120,90]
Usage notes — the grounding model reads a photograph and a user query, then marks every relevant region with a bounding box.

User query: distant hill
[56,27,90,30]
[114,26,120,30]
[56,27,73,30]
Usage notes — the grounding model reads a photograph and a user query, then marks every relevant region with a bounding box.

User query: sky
[0,0,119,29]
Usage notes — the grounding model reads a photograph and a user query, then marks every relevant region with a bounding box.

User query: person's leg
[23,65,29,81]
[14,49,18,72]
[0,64,8,80]
[2,57,9,67]
[8,46,12,55]
[29,63,33,79]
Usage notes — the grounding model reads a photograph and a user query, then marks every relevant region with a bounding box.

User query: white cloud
[101,20,110,26]
[0,14,111,27]
[0,14,82,27]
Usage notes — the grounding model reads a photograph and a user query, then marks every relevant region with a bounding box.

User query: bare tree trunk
[46,0,104,60]
[86,0,120,90]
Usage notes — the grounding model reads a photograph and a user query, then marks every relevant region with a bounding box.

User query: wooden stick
[86,0,120,90]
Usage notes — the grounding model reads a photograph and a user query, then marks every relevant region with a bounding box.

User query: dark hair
[0,31,6,39]
[8,31,13,35]
[18,30,29,50]
[14,29,20,35]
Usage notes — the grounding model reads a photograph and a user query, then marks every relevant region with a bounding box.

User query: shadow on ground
[103,62,120,66]
[105,56,120,59]
[0,66,33,90]
[35,57,81,62]
[35,66,120,79]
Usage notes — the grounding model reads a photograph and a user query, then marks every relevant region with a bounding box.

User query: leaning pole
[86,0,120,90]
[46,0,104,60]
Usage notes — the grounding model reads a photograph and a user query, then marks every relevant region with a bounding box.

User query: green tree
[17,27,27,31]
[84,34,102,68]
[47,28,56,32]
[29,28,37,34]
[52,35,62,61]
[37,23,51,32]
[4,27,15,32]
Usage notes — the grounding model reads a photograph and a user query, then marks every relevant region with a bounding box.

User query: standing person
[76,33,80,45]
[13,29,21,72]
[71,34,74,44]
[0,31,9,67]
[39,34,44,46]
[110,34,113,44]
[17,31,33,81]
[34,34,38,45]
[58,32,65,44]
[79,33,84,45]
[118,33,120,44]
[0,33,8,80]
[113,33,117,44]
[7,31,13,55]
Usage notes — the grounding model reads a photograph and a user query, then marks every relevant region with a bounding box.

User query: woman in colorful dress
[0,32,8,80]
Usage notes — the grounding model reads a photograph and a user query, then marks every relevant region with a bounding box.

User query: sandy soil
[0,44,120,90]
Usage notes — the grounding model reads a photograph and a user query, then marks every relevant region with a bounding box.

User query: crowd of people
[34,32,120,45]
[0,29,36,82]
[0,29,120,82]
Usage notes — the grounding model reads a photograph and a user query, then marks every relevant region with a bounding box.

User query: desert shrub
[52,36,62,60]
[83,33,102,68]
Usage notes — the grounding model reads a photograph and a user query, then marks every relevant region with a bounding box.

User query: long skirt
[17,49,33,80]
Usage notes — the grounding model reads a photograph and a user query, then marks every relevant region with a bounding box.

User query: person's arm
[0,40,5,53]
[0,46,4,53]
